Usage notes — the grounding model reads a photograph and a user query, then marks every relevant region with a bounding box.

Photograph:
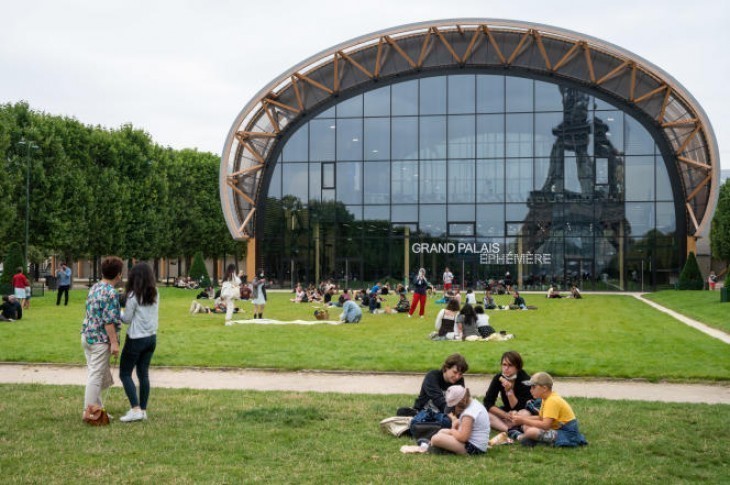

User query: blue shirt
[341,300,362,323]
[57,267,72,286]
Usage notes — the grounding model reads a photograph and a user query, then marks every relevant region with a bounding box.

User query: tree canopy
[711,179,730,266]
[0,102,239,267]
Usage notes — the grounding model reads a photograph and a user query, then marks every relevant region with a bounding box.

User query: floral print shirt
[81,281,121,344]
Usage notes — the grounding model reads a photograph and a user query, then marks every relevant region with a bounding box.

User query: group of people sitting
[393,352,587,455]
[174,276,200,289]
[431,301,497,341]
[546,285,583,299]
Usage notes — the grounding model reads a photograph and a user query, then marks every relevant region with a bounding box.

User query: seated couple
[430,301,494,340]
[189,298,240,315]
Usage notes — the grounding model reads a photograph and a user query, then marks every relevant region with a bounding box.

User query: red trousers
[409,293,427,316]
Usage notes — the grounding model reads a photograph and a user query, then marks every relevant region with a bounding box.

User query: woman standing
[118,262,159,423]
[80,256,123,419]
[251,270,267,319]
[221,264,241,322]
[408,268,430,318]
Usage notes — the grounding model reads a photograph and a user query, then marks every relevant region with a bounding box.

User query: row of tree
[0,101,241,279]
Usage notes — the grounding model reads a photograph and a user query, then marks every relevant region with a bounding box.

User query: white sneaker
[119,409,145,422]
[142,410,148,420]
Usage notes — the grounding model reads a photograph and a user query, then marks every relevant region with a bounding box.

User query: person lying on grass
[401,385,489,455]
[509,372,588,447]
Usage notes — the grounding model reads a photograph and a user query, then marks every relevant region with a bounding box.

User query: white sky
[2,0,728,169]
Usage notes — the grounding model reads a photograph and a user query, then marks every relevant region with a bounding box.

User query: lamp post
[17,139,39,271]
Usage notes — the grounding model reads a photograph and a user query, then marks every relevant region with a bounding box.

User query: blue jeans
[119,335,157,409]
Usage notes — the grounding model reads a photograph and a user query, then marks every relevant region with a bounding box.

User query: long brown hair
[124,262,157,306]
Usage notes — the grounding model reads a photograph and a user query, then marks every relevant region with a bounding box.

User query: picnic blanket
[225,319,343,326]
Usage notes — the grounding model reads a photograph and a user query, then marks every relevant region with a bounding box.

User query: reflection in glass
[420,77,447,115]
[448,160,475,204]
[309,119,336,161]
[392,117,418,160]
[419,205,446,236]
[476,159,504,203]
[283,124,308,161]
[392,80,418,115]
[364,118,389,161]
[420,160,446,203]
[625,156,655,201]
[392,161,418,203]
[419,116,446,159]
[506,77,533,112]
[336,162,362,204]
[476,114,505,158]
[506,113,533,158]
[337,94,363,118]
[364,87,390,117]
[476,75,504,113]
[448,75,475,114]
[336,119,362,161]
[364,162,390,204]
[448,115,476,159]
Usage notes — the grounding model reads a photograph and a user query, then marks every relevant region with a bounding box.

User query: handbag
[379,416,412,437]
[83,404,110,426]
[221,282,240,299]
[409,408,451,438]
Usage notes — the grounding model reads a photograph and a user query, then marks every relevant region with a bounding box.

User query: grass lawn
[1,288,728,382]
[1,384,728,484]
[644,290,730,334]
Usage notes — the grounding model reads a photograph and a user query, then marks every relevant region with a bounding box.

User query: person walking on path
[119,262,159,423]
[80,256,122,419]
[409,268,430,319]
[56,262,72,306]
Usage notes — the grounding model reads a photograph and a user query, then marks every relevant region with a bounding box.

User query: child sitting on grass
[510,372,587,447]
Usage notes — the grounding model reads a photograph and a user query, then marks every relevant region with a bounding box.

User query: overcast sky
[2,0,728,169]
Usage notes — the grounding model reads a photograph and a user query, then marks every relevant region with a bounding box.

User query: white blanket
[225,318,343,326]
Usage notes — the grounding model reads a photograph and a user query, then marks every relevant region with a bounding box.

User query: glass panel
[392,161,418,203]
[594,111,623,153]
[506,113,533,158]
[345,205,363,220]
[593,95,619,111]
[476,75,504,113]
[625,202,654,239]
[336,118,362,161]
[476,204,504,236]
[596,157,609,185]
[564,156,581,193]
[392,204,418,222]
[392,79,418,116]
[534,157,551,192]
[336,162,362,204]
[419,116,446,159]
[476,114,504,158]
[315,106,335,118]
[656,156,673,201]
[268,162,282,199]
[420,160,446,203]
[419,205,446,236]
[505,158,533,202]
[625,156,655,201]
[364,118,389,161]
[364,205,389,221]
[282,164,308,201]
[322,163,335,188]
[448,75,475,114]
[625,116,655,155]
[309,119,336,161]
[336,94,363,118]
[506,203,529,222]
[449,223,474,236]
[448,115,475,159]
[392,117,418,160]
[448,159,475,203]
[506,77,533,112]
[476,159,504,203]
[656,202,676,235]
[534,112,562,158]
[282,124,309,162]
[534,81,564,111]
[364,86,390,117]
[448,204,475,221]
[309,162,321,202]
[322,188,335,201]
[420,77,447,115]
[363,161,390,204]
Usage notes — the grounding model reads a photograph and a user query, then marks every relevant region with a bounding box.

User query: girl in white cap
[402,385,490,455]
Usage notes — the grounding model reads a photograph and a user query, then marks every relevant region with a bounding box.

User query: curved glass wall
[261,74,681,291]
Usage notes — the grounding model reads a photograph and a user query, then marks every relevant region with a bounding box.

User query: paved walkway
[1,363,728,405]
[634,294,730,344]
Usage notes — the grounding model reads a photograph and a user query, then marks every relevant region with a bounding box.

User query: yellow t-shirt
[539,392,576,429]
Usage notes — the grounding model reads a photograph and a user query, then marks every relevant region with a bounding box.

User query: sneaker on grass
[119,409,145,423]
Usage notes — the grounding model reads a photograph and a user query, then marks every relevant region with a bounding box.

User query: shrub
[677,251,704,290]
[189,251,211,287]
[0,242,25,294]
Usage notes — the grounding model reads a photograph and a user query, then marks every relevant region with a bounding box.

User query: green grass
[0,384,727,484]
[1,288,729,382]
[644,290,730,333]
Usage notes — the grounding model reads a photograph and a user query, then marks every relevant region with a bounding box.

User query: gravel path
[1,363,728,405]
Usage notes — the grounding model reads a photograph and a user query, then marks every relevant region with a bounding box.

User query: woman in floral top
[80,256,123,418]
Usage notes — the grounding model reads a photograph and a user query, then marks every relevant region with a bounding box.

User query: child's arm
[512,413,554,430]
[450,416,473,443]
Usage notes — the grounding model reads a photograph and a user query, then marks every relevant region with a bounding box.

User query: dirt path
[1,363,728,405]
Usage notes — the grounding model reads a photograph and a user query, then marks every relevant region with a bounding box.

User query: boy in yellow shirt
[510,372,588,447]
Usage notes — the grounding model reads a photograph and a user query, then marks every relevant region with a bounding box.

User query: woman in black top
[483,351,532,432]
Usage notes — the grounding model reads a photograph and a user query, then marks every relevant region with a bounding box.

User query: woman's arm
[121,294,137,324]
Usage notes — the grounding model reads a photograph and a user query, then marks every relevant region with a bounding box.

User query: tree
[0,242,25,294]
[711,180,730,265]
[677,251,704,290]
[189,251,210,287]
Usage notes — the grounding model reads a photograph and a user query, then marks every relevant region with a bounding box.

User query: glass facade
[261,74,681,290]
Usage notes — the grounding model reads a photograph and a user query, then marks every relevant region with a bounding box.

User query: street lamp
[17,138,39,271]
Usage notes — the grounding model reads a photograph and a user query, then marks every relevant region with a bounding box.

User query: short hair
[100,256,123,280]
[474,305,484,314]
[500,350,524,371]
[446,299,460,311]
[442,353,469,374]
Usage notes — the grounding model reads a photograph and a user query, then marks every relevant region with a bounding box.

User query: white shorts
[14,288,26,299]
